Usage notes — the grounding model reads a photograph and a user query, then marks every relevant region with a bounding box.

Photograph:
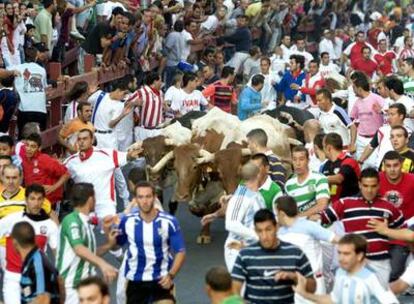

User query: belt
[140,126,157,130]
[359,134,375,138]
[95,129,112,134]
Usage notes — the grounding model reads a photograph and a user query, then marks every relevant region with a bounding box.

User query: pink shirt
[350,92,384,136]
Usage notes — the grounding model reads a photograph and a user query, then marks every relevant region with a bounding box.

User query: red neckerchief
[291,69,302,79]
[150,86,160,96]
[79,147,93,162]
[338,151,348,160]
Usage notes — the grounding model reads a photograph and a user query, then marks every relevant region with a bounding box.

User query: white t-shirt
[64,148,127,218]
[278,217,335,285]
[319,62,341,79]
[180,30,193,61]
[98,1,126,18]
[64,101,79,123]
[395,95,414,132]
[200,15,219,33]
[88,90,123,131]
[9,63,47,113]
[318,104,353,146]
[164,86,181,106]
[171,89,208,115]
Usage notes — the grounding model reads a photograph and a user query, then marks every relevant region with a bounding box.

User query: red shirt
[20,148,68,204]
[379,172,414,246]
[349,42,369,67]
[321,196,405,260]
[352,58,378,77]
[374,51,396,76]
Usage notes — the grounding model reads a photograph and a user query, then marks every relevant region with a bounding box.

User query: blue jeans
[164,65,177,89]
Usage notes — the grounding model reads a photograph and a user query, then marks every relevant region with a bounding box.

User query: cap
[370,11,382,21]
[34,42,49,52]
[25,24,35,32]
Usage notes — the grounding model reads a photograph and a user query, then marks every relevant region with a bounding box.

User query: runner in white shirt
[0,184,58,304]
[319,52,341,79]
[276,196,339,302]
[171,72,209,116]
[289,37,314,67]
[224,163,265,271]
[385,77,414,132]
[316,89,356,149]
[89,77,133,149]
[248,57,279,110]
[359,103,407,168]
[64,129,141,218]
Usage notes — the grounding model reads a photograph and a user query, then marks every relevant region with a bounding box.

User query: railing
[42,54,129,150]
[41,39,215,151]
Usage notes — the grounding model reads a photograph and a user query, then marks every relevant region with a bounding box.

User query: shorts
[126,280,175,304]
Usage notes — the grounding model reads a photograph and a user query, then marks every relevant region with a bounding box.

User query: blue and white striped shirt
[331,266,399,304]
[116,211,185,282]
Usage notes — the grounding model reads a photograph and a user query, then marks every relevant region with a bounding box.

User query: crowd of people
[0,0,414,303]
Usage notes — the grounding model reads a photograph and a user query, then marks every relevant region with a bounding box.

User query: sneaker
[70,31,85,40]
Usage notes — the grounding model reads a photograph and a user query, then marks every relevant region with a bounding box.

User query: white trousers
[356,135,377,169]
[95,132,118,150]
[116,255,127,304]
[3,270,21,304]
[133,126,161,142]
[224,241,240,272]
[65,287,79,304]
[226,52,249,75]
[366,258,391,289]
[115,168,130,210]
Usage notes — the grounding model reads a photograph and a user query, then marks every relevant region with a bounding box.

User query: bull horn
[241,148,252,156]
[164,138,175,146]
[196,149,215,164]
[288,138,302,146]
[149,151,174,174]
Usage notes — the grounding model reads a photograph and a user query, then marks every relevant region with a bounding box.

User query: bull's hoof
[196,235,211,244]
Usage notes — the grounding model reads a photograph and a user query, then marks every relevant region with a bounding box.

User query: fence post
[84,54,95,73]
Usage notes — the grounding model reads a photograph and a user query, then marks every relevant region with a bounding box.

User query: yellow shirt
[0,187,51,246]
[246,2,262,17]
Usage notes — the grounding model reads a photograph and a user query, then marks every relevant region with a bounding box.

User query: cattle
[149,143,251,244]
[264,105,314,143]
[157,111,206,129]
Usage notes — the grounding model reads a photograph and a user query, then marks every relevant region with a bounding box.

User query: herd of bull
[134,107,314,243]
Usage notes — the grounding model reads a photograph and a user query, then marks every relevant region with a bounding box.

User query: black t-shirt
[321,152,360,200]
[82,22,116,55]
[21,248,61,304]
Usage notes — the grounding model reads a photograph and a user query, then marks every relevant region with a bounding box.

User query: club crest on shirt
[71,225,80,239]
[308,184,315,192]
[384,190,403,208]
[40,225,47,235]
[334,168,340,174]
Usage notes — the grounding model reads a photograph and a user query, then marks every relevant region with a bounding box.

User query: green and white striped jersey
[402,76,414,100]
[56,211,96,288]
[285,171,330,213]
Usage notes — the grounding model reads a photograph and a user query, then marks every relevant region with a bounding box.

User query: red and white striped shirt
[321,196,404,260]
[131,85,164,128]
[398,47,414,61]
